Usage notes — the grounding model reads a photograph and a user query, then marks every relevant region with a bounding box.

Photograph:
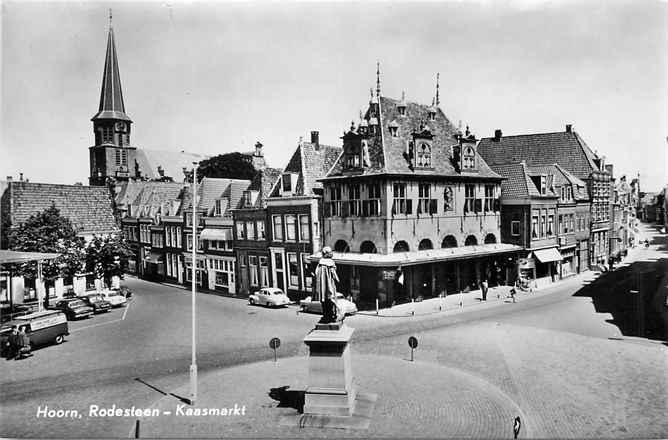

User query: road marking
[122,302,131,320]
[71,318,123,332]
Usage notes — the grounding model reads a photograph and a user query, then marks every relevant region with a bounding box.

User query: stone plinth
[303,324,356,416]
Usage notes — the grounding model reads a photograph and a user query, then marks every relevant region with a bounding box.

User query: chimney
[157,165,164,177]
[565,124,572,133]
[494,129,502,141]
[6,176,12,182]
[311,131,320,150]
[254,141,263,157]
[605,164,613,175]
[19,172,24,181]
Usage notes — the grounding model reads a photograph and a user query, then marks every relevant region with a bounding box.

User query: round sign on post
[513,416,521,439]
[408,336,418,362]
[269,337,280,363]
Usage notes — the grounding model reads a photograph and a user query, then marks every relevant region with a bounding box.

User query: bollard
[459,290,463,308]
[376,298,379,315]
[411,298,415,316]
[134,419,140,438]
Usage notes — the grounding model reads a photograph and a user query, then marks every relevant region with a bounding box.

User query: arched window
[418,239,433,250]
[464,235,478,246]
[484,233,497,244]
[462,146,475,170]
[416,143,431,167]
[334,240,350,253]
[441,235,457,248]
[393,241,410,253]
[360,241,377,254]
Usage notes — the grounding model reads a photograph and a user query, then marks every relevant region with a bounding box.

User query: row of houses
[108,89,635,309]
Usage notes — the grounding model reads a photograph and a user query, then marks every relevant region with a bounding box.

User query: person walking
[16,326,31,359]
[5,325,19,360]
[509,287,517,303]
[481,279,489,301]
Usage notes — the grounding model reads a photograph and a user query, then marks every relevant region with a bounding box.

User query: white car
[249,288,290,308]
[300,293,358,316]
[97,289,128,308]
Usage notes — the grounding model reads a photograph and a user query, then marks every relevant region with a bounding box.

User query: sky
[1,0,666,191]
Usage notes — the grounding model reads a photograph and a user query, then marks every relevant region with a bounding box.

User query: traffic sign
[408,336,418,348]
[269,337,281,349]
[513,416,521,439]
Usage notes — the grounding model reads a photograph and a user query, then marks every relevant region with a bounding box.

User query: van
[1,310,69,350]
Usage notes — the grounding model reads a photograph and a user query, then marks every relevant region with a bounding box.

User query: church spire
[376,61,381,98]
[435,72,440,106]
[91,13,131,122]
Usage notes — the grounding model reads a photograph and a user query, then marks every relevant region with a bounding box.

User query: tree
[85,235,134,288]
[7,204,86,299]
[197,152,257,182]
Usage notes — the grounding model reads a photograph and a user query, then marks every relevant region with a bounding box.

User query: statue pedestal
[303,323,356,416]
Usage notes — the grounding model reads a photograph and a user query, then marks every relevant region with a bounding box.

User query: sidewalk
[358,270,598,318]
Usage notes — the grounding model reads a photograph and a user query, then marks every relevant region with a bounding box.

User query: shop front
[530,247,561,287]
[559,246,576,278]
[206,256,236,294]
[183,254,207,288]
[310,243,522,310]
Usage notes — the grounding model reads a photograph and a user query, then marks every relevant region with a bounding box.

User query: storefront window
[249,256,258,286]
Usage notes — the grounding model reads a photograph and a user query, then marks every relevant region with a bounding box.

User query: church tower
[89,12,136,186]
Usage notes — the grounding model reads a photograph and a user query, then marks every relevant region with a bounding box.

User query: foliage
[7,204,86,286]
[85,234,134,288]
[197,152,258,182]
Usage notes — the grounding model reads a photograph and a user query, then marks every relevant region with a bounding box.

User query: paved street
[1,223,666,438]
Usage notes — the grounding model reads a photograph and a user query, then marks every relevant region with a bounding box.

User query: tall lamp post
[183,160,199,405]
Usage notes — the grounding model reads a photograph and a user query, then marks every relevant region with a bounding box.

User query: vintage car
[78,294,112,313]
[1,310,69,353]
[299,293,358,316]
[50,298,94,320]
[97,290,127,308]
[248,288,291,308]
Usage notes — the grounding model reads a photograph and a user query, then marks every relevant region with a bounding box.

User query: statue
[313,246,341,324]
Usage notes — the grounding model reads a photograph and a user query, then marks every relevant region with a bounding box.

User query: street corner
[133,354,529,438]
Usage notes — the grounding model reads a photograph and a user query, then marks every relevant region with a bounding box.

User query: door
[273,253,285,292]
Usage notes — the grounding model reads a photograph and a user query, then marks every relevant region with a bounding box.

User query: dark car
[50,299,94,320]
[78,294,111,313]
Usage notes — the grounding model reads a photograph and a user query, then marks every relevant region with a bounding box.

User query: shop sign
[518,258,535,269]
[382,269,396,280]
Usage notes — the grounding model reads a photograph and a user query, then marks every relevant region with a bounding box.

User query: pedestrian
[5,325,19,360]
[509,287,517,303]
[16,326,31,359]
[481,279,489,301]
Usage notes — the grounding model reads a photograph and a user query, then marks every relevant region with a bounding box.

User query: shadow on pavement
[573,229,668,342]
[268,385,304,413]
[134,377,191,404]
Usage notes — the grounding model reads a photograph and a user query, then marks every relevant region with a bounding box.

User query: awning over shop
[309,243,522,267]
[532,247,562,263]
[0,250,59,265]
[200,228,231,241]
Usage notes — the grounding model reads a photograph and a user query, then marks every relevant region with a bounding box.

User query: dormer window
[282,174,292,192]
[416,143,431,167]
[398,105,406,116]
[243,191,252,207]
[389,120,399,137]
[428,109,436,121]
[344,144,361,169]
[540,176,547,195]
[462,146,476,170]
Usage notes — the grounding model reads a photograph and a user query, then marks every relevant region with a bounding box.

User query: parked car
[78,294,111,313]
[0,304,33,323]
[50,299,94,320]
[97,290,127,308]
[249,288,290,307]
[115,286,133,299]
[300,293,358,316]
[1,310,69,356]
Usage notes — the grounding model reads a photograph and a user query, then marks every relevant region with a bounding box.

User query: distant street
[1,223,666,438]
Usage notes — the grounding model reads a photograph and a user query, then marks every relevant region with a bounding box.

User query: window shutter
[341,202,349,218]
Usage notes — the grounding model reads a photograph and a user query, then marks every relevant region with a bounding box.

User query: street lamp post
[190,161,198,405]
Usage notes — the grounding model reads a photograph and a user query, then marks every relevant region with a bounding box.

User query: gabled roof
[91,26,131,122]
[4,182,119,235]
[180,178,251,216]
[248,168,282,208]
[127,182,187,218]
[489,163,558,199]
[478,130,601,180]
[133,149,202,182]
[326,95,501,180]
[276,142,342,197]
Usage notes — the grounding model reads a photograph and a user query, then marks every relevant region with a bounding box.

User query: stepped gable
[478,130,600,180]
[7,182,118,235]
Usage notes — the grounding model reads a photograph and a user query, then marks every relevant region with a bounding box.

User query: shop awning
[308,243,523,267]
[0,250,59,265]
[200,228,231,241]
[532,247,562,263]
